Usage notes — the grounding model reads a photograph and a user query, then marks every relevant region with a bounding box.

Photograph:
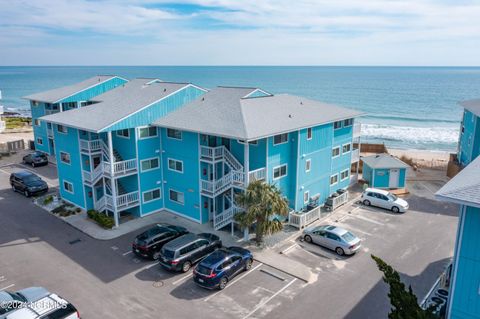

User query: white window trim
[60,151,71,165]
[273,164,288,180]
[249,140,258,146]
[142,188,162,204]
[57,125,68,134]
[166,128,182,140]
[116,129,130,139]
[344,119,353,127]
[34,119,41,126]
[63,180,74,194]
[341,169,350,181]
[36,138,43,145]
[333,121,343,130]
[140,157,160,173]
[307,128,312,140]
[330,174,339,186]
[342,143,351,155]
[304,190,310,204]
[332,146,340,158]
[273,134,288,146]
[138,126,158,140]
[305,159,311,172]
[169,188,185,205]
[168,158,184,173]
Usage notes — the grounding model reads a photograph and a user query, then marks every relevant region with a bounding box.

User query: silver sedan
[303,225,361,256]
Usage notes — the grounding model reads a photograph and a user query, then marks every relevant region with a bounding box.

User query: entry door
[389,169,399,188]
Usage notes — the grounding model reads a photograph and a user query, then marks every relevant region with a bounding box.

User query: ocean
[1,66,480,151]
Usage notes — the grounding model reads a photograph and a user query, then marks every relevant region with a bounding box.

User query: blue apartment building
[457,99,480,167]
[436,157,480,319]
[26,76,362,231]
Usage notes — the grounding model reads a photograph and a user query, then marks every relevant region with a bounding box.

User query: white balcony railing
[201,171,245,197]
[116,191,140,209]
[103,159,137,177]
[79,139,102,153]
[351,148,360,163]
[214,205,243,230]
[200,146,224,161]
[82,164,103,184]
[248,167,266,182]
[289,206,321,229]
[353,123,361,138]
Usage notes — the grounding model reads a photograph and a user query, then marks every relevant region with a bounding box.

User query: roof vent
[202,97,205,101]
[289,114,292,118]
[300,101,303,105]
[164,88,167,92]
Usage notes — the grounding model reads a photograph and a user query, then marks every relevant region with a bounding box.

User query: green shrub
[51,205,66,214]
[75,207,81,213]
[87,209,114,229]
[43,195,54,205]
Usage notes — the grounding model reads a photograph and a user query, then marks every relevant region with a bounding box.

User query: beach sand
[388,148,450,169]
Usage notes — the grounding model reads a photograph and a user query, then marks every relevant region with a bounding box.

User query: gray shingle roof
[435,156,480,208]
[40,79,194,132]
[361,153,409,169]
[23,75,121,103]
[460,99,480,117]
[153,87,363,140]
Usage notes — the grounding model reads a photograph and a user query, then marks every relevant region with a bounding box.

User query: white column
[243,143,250,241]
[59,103,63,112]
[108,131,119,228]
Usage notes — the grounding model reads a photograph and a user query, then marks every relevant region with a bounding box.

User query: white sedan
[361,187,409,213]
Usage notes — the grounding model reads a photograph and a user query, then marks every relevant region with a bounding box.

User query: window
[273,164,287,179]
[167,128,182,140]
[273,133,288,145]
[332,147,340,157]
[116,129,129,138]
[344,118,353,127]
[141,158,159,172]
[307,128,312,140]
[32,101,39,107]
[60,152,71,164]
[304,191,309,204]
[342,143,351,154]
[169,189,184,204]
[36,138,43,145]
[305,159,311,172]
[326,232,340,241]
[461,125,465,134]
[334,121,342,130]
[63,102,77,109]
[34,119,40,126]
[143,188,161,203]
[63,180,74,194]
[138,126,157,139]
[57,125,67,134]
[341,169,349,181]
[249,140,258,145]
[330,174,338,185]
[168,158,183,173]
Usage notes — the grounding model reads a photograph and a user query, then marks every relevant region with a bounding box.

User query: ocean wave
[361,124,459,145]
[363,114,460,124]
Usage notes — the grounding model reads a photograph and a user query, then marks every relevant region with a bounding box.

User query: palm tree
[235,180,289,244]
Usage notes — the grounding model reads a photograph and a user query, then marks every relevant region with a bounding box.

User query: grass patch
[4,117,30,129]
[43,195,54,205]
[87,209,115,229]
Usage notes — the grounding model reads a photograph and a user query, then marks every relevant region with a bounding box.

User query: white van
[7,294,79,319]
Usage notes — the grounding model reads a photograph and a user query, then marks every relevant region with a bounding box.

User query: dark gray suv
[160,233,222,272]
[10,170,48,197]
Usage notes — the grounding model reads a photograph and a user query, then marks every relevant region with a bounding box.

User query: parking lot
[0,160,459,319]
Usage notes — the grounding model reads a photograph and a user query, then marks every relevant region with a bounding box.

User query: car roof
[12,170,35,178]
[316,225,348,236]
[163,233,201,250]
[365,187,390,196]
[199,249,231,267]
[6,294,69,319]
[0,291,14,302]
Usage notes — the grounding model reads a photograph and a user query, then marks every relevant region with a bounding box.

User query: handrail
[248,167,266,182]
[223,147,243,171]
[116,191,139,208]
[103,159,137,176]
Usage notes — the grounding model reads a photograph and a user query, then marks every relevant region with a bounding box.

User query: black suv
[22,151,48,167]
[10,170,48,197]
[160,233,222,272]
[132,224,189,260]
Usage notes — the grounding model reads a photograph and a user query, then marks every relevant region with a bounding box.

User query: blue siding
[31,102,50,153]
[450,205,480,319]
[53,127,85,208]
[249,139,267,171]
[102,86,205,132]
[363,165,373,186]
[372,168,390,188]
[458,110,480,166]
[398,168,406,188]
[161,129,201,222]
[112,129,136,160]
[364,166,407,189]
[60,77,127,103]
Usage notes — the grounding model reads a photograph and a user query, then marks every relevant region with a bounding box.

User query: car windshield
[387,194,397,201]
[9,292,26,302]
[23,175,41,183]
[196,264,212,275]
[341,232,356,242]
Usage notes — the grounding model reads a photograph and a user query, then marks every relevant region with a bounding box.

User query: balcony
[353,123,361,138]
[248,167,266,182]
[45,109,60,115]
[200,145,224,161]
[351,148,360,163]
[79,139,102,154]
[201,171,245,197]
[103,159,138,178]
[95,191,140,212]
[82,164,104,185]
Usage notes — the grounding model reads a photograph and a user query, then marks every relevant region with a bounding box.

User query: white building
[0,90,5,133]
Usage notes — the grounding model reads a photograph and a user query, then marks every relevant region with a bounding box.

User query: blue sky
[0,0,479,66]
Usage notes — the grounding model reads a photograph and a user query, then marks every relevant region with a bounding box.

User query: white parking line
[122,251,132,256]
[0,284,15,291]
[204,262,263,302]
[144,262,160,270]
[172,273,193,285]
[420,182,436,194]
[0,276,5,282]
[242,278,297,319]
[349,213,385,226]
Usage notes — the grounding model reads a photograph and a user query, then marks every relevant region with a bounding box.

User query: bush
[87,209,115,229]
[43,195,54,205]
[51,205,66,214]
[75,207,81,213]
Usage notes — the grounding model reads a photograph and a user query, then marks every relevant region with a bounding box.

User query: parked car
[160,233,222,272]
[6,293,79,319]
[0,287,50,318]
[22,152,48,167]
[303,225,361,256]
[193,247,253,290]
[132,224,189,260]
[361,187,409,213]
[10,171,48,197]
